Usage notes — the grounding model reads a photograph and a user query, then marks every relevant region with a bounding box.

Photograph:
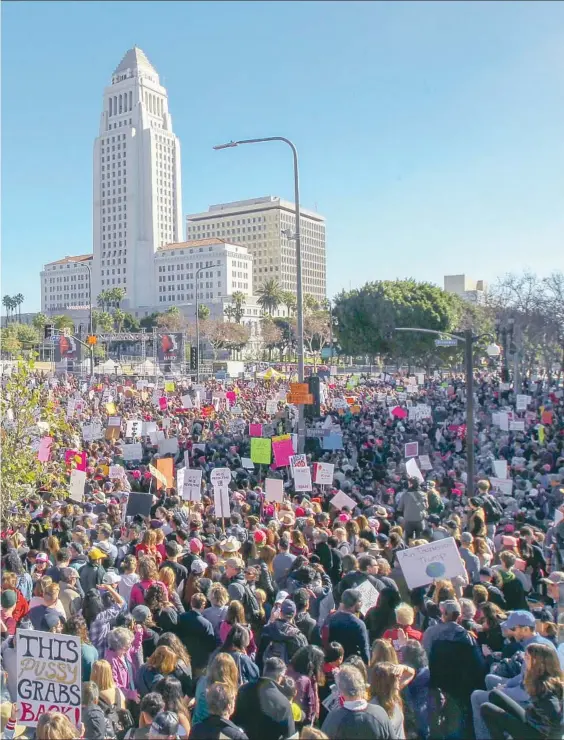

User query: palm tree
[52,314,75,332]
[3,295,13,324]
[231,291,246,324]
[13,294,24,322]
[113,308,126,332]
[97,290,110,311]
[257,279,282,316]
[280,291,297,318]
[198,304,210,321]
[111,287,127,309]
[224,305,236,323]
[303,293,320,315]
[32,313,48,332]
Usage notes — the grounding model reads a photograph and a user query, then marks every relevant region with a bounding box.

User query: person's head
[432,579,456,605]
[208,583,229,607]
[300,729,329,740]
[0,590,17,614]
[121,553,137,574]
[91,659,116,690]
[263,657,286,684]
[190,592,207,613]
[369,662,401,718]
[335,664,367,702]
[42,582,60,606]
[148,711,179,740]
[358,554,379,576]
[63,614,90,644]
[139,692,166,729]
[82,681,99,706]
[207,652,239,690]
[36,712,80,740]
[540,572,564,602]
[401,639,428,671]
[60,566,79,588]
[293,588,310,614]
[207,681,237,719]
[479,566,494,584]
[222,623,251,654]
[157,633,191,668]
[395,603,415,628]
[154,676,189,716]
[158,567,176,594]
[340,588,361,614]
[279,599,297,622]
[499,550,517,571]
[147,646,178,676]
[138,556,159,582]
[226,599,246,626]
[440,600,461,623]
[164,540,181,561]
[55,547,71,565]
[472,584,489,610]
[370,638,398,666]
[291,645,325,684]
[524,643,564,699]
[324,641,345,667]
[107,626,134,657]
[279,674,298,704]
[501,610,537,642]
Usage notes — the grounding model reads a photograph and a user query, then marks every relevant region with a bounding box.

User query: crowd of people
[1,364,564,740]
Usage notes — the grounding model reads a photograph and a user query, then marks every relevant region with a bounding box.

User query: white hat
[103,570,121,585]
[220,536,241,553]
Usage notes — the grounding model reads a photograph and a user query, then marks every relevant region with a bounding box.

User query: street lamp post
[394,327,500,493]
[195,262,219,382]
[83,262,94,377]
[213,137,306,453]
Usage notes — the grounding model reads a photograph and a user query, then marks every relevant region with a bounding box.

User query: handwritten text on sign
[17,629,82,727]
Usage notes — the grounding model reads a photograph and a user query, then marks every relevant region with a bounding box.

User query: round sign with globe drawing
[425,561,447,579]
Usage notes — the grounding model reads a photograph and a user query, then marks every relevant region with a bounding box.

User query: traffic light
[44,324,54,339]
[86,335,97,346]
[190,346,198,372]
[305,375,321,419]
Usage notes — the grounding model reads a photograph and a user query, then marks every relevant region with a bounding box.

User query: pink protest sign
[249,424,263,437]
[159,397,168,411]
[273,437,295,468]
[65,449,87,471]
[226,391,236,406]
[37,437,53,462]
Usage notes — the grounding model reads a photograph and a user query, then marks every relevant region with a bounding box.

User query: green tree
[280,291,297,318]
[157,306,188,331]
[32,313,49,332]
[97,290,111,311]
[0,356,75,526]
[122,313,141,332]
[257,279,282,316]
[224,305,236,323]
[92,310,114,333]
[113,308,126,332]
[13,294,24,322]
[230,292,246,324]
[3,296,15,324]
[260,316,283,361]
[303,294,320,315]
[198,304,210,321]
[140,312,161,330]
[1,325,21,354]
[14,324,40,349]
[52,314,76,332]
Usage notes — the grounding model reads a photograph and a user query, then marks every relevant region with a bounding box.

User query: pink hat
[543,464,551,472]
[338,512,350,522]
[35,552,49,563]
[502,536,518,548]
[130,470,141,480]
[189,538,203,554]
[452,488,462,497]
[295,507,306,518]
[254,530,267,546]
[504,524,515,533]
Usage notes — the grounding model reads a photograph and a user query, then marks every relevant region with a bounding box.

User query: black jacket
[334,570,384,606]
[233,678,295,740]
[83,704,108,740]
[256,618,307,672]
[189,714,248,740]
[177,610,217,671]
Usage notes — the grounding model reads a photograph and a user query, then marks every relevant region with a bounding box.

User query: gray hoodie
[398,489,428,523]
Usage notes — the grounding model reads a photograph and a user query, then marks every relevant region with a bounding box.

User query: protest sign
[122,443,143,461]
[405,442,419,458]
[329,491,357,511]
[499,412,509,431]
[126,492,153,517]
[37,436,53,462]
[265,399,278,415]
[406,457,424,483]
[509,420,525,432]
[416,373,425,385]
[158,437,179,456]
[493,460,508,479]
[314,462,335,485]
[142,421,157,436]
[211,468,232,487]
[126,419,143,438]
[396,537,466,590]
[265,478,285,503]
[108,416,121,427]
[249,423,263,437]
[183,469,203,502]
[213,486,231,519]
[164,381,175,392]
[82,422,103,442]
[418,455,433,471]
[289,453,307,477]
[516,394,531,411]
[241,457,255,470]
[109,465,124,479]
[148,463,168,489]
[158,397,168,411]
[251,437,271,465]
[322,433,343,451]
[272,436,295,468]
[176,467,185,495]
[156,458,174,490]
[489,477,514,496]
[65,449,86,471]
[105,402,117,415]
[181,394,193,408]
[293,465,312,492]
[69,469,86,502]
[17,628,81,727]
[356,579,380,616]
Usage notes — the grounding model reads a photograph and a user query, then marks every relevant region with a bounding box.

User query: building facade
[444,274,488,305]
[186,196,326,301]
[92,47,183,309]
[40,255,93,314]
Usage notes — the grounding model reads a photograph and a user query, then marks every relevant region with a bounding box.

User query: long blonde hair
[36,713,80,740]
[369,662,402,718]
[91,659,116,691]
[207,652,239,690]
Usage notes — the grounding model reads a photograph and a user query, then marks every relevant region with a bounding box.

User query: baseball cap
[479,567,493,577]
[131,605,151,623]
[88,547,106,560]
[501,610,536,631]
[428,514,441,526]
[1,590,17,609]
[150,711,179,737]
[191,559,206,575]
[189,538,203,554]
[532,606,555,623]
[35,552,49,564]
[540,572,564,585]
[103,569,122,585]
[274,590,289,604]
[280,599,297,618]
[40,608,63,631]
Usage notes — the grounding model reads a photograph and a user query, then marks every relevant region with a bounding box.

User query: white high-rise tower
[92,47,182,309]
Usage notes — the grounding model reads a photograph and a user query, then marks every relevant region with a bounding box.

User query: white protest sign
[181,394,193,408]
[122,443,143,461]
[509,420,525,432]
[289,454,308,477]
[108,416,121,427]
[330,365,338,376]
[397,392,407,402]
[142,421,157,436]
[293,466,313,492]
[66,398,76,419]
[126,419,143,438]
[314,462,335,485]
[109,465,125,479]
[406,457,424,483]
[183,469,203,502]
[418,455,433,471]
[176,467,185,496]
[211,468,232,487]
[329,491,357,511]
[555,505,564,525]
[69,469,86,502]
[241,457,255,469]
[396,537,466,590]
[266,399,278,415]
[356,578,380,615]
[213,486,231,518]
[82,422,103,442]
[499,412,509,432]
[150,430,165,445]
[162,417,171,430]
[516,394,530,411]
[158,437,179,456]
[265,478,285,503]
[489,477,514,496]
[17,628,81,727]
[231,405,242,415]
[416,373,425,385]
[493,460,508,479]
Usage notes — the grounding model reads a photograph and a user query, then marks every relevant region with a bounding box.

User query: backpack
[263,625,306,665]
[241,582,261,625]
[99,694,134,740]
[482,495,503,524]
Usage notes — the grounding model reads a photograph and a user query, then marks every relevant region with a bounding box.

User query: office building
[186,196,326,301]
[40,255,93,313]
[92,47,183,309]
[444,274,488,305]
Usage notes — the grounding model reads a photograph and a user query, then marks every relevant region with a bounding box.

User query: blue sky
[3,1,564,312]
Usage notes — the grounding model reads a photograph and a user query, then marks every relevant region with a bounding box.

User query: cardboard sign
[109,465,125,479]
[108,416,121,427]
[251,437,271,465]
[82,422,103,442]
[406,457,424,483]
[126,492,153,517]
[329,491,357,511]
[122,443,143,461]
[183,469,203,502]
[493,460,508,479]
[17,629,81,727]
[241,457,255,470]
[356,579,380,615]
[418,455,433,471]
[314,462,335,485]
[211,468,232,487]
[181,394,193,409]
[105,426,121,441]
[272,436,295,468]
[156,458,174,490]
[266,399,278,415]
[489,477,514,496]
[509,420,525,432]
[158,437,179,456]
[294,465,313,492]
[265,478,284,503]
[516,394,531,411]
[249,423,263,438]
[289,453,308,477]
[142,421,157,436]
[126,419,143,438]
[396,537,466,590]
[69,469,86,502]
[405,442,419,458]
[165,381,175,392]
